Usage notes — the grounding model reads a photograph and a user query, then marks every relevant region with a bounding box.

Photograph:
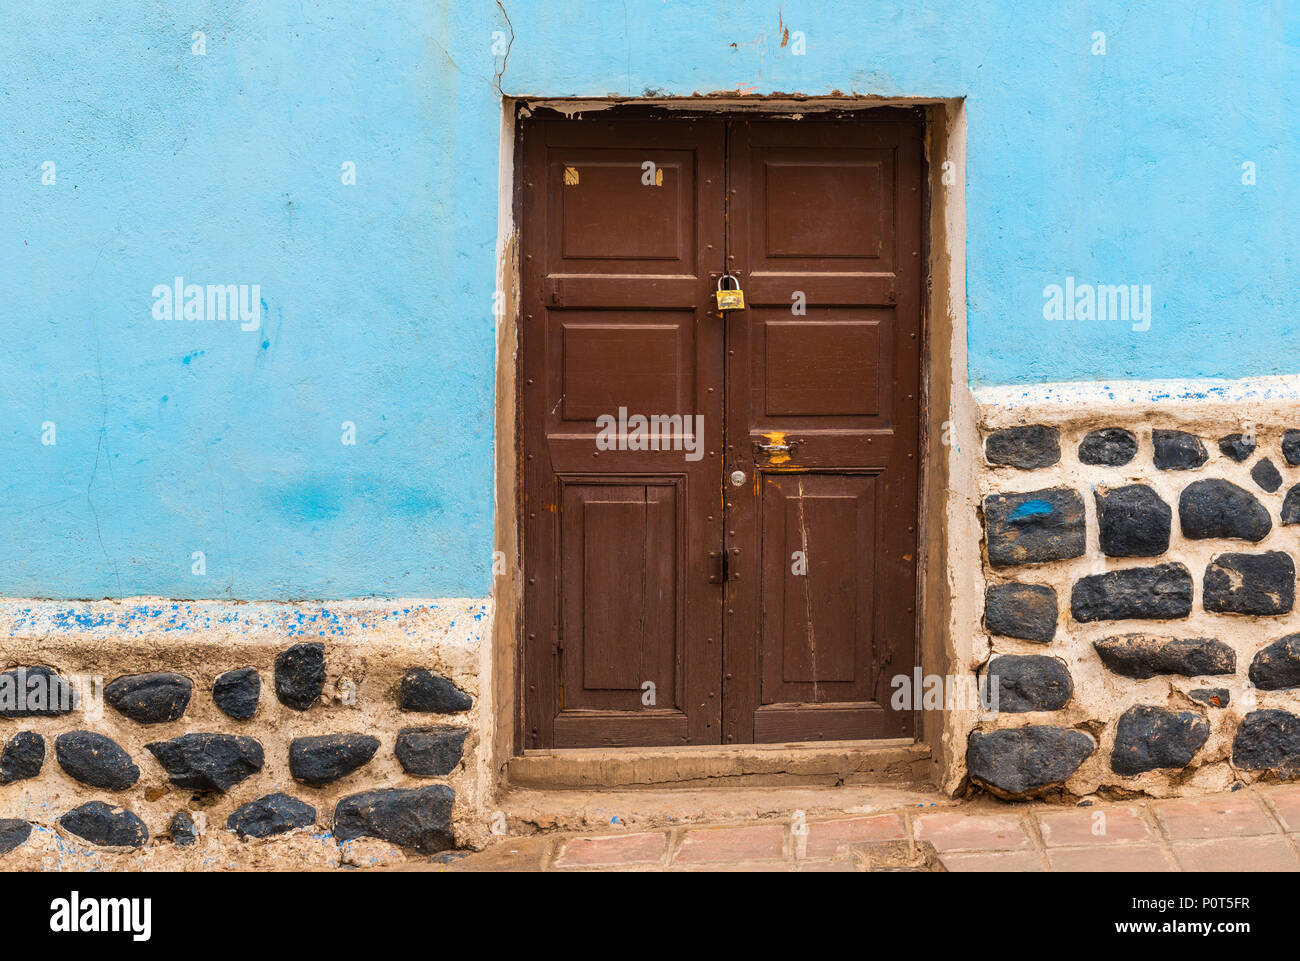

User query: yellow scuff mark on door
[563,166,579,186]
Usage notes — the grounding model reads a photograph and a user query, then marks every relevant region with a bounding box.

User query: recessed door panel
[762,315,882,418]
[559,317,689,422]
[558,158,686,262]
[762,472,876,692]
[560,483,678,695]
[546,141,699,274]
[762,158,886,260]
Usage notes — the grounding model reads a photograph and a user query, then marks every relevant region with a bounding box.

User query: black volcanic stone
[1233,709,1300,771]
[982,656,1072,713]
[965,727,1094,798]
[227,793,317,839]
[983,488,1086,567]
[1095,484,1171,557]
[104,672,192,723]
[333,785,456,854]
[1153,430,1208,470]
[0,819,32,856]
[1253,457,1283,493]
[1093,634,1235,679]
[1249,634,1300,690]
[289,734,380,786]
[58,802,148,848]
[275,643,325,711]
[1078,428,1138,466]
[146,733,264,792]
[1283,430,1300,467]
[0,731,44,784]
[985,425,1060,469]
[1218,433,1257,462]
[1190,688,1230,708]
[395,727,469,776]
[1203,552,1295,616]
[1111,705,1209,775]
[984,583,1057,643]
[0,665,77,717]
[1178,479,1271,541]
[213,667,260,720]
[1071,564,1193,622]
[1282,485,1300,525]
[399,669,474,713]
[55,731,139,791]
[170,811,197,846]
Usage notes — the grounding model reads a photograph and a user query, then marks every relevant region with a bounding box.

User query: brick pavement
[420,784,1300,872]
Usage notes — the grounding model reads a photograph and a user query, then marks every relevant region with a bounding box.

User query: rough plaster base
[0,599,491,870]
[967,374,1300,799]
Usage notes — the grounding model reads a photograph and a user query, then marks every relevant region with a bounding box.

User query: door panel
[722,116,923,743]
[763,317,881,417]
[563,482,676,695]
[549,149,696,267]
[521,117,726,748]
[553,479,691,747]
[558,315,692,421]
[760,155,889,261]
[754,472,885,741]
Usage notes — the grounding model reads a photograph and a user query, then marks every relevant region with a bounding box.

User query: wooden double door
[519,109,924,749]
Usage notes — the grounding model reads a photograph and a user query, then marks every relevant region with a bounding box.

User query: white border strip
[974,374,1300,414]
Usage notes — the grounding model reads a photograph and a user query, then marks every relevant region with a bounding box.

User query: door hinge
[708,549,741,583]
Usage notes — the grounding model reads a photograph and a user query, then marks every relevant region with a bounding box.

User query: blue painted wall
[1,1,1295,598]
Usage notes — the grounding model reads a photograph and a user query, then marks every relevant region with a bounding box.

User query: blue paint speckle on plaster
[0,1,1295,599]
[3,600,487,644]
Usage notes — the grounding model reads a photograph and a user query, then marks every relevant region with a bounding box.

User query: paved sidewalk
[423,784,1300,872]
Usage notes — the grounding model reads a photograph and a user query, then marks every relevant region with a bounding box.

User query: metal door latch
[752,438,802,458]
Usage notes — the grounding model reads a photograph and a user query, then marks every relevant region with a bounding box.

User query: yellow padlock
[715,274,745,311]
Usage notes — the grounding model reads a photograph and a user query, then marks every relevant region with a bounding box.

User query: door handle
[752,439,802,458]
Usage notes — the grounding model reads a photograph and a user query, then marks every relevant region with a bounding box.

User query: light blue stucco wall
[1,1,1295,599]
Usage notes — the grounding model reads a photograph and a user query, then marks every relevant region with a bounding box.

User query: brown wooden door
[520,110,923,750]
[721,116,924,743]
[520,117,727,748]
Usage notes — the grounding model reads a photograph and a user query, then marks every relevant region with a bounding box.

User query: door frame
[487,97,974,792]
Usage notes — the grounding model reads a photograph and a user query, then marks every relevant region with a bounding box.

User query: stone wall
[0,601,489,869]
[971,388,1300,800]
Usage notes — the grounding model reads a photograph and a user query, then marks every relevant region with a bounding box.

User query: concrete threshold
[492,781,954,839]
[505,738,931,790]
